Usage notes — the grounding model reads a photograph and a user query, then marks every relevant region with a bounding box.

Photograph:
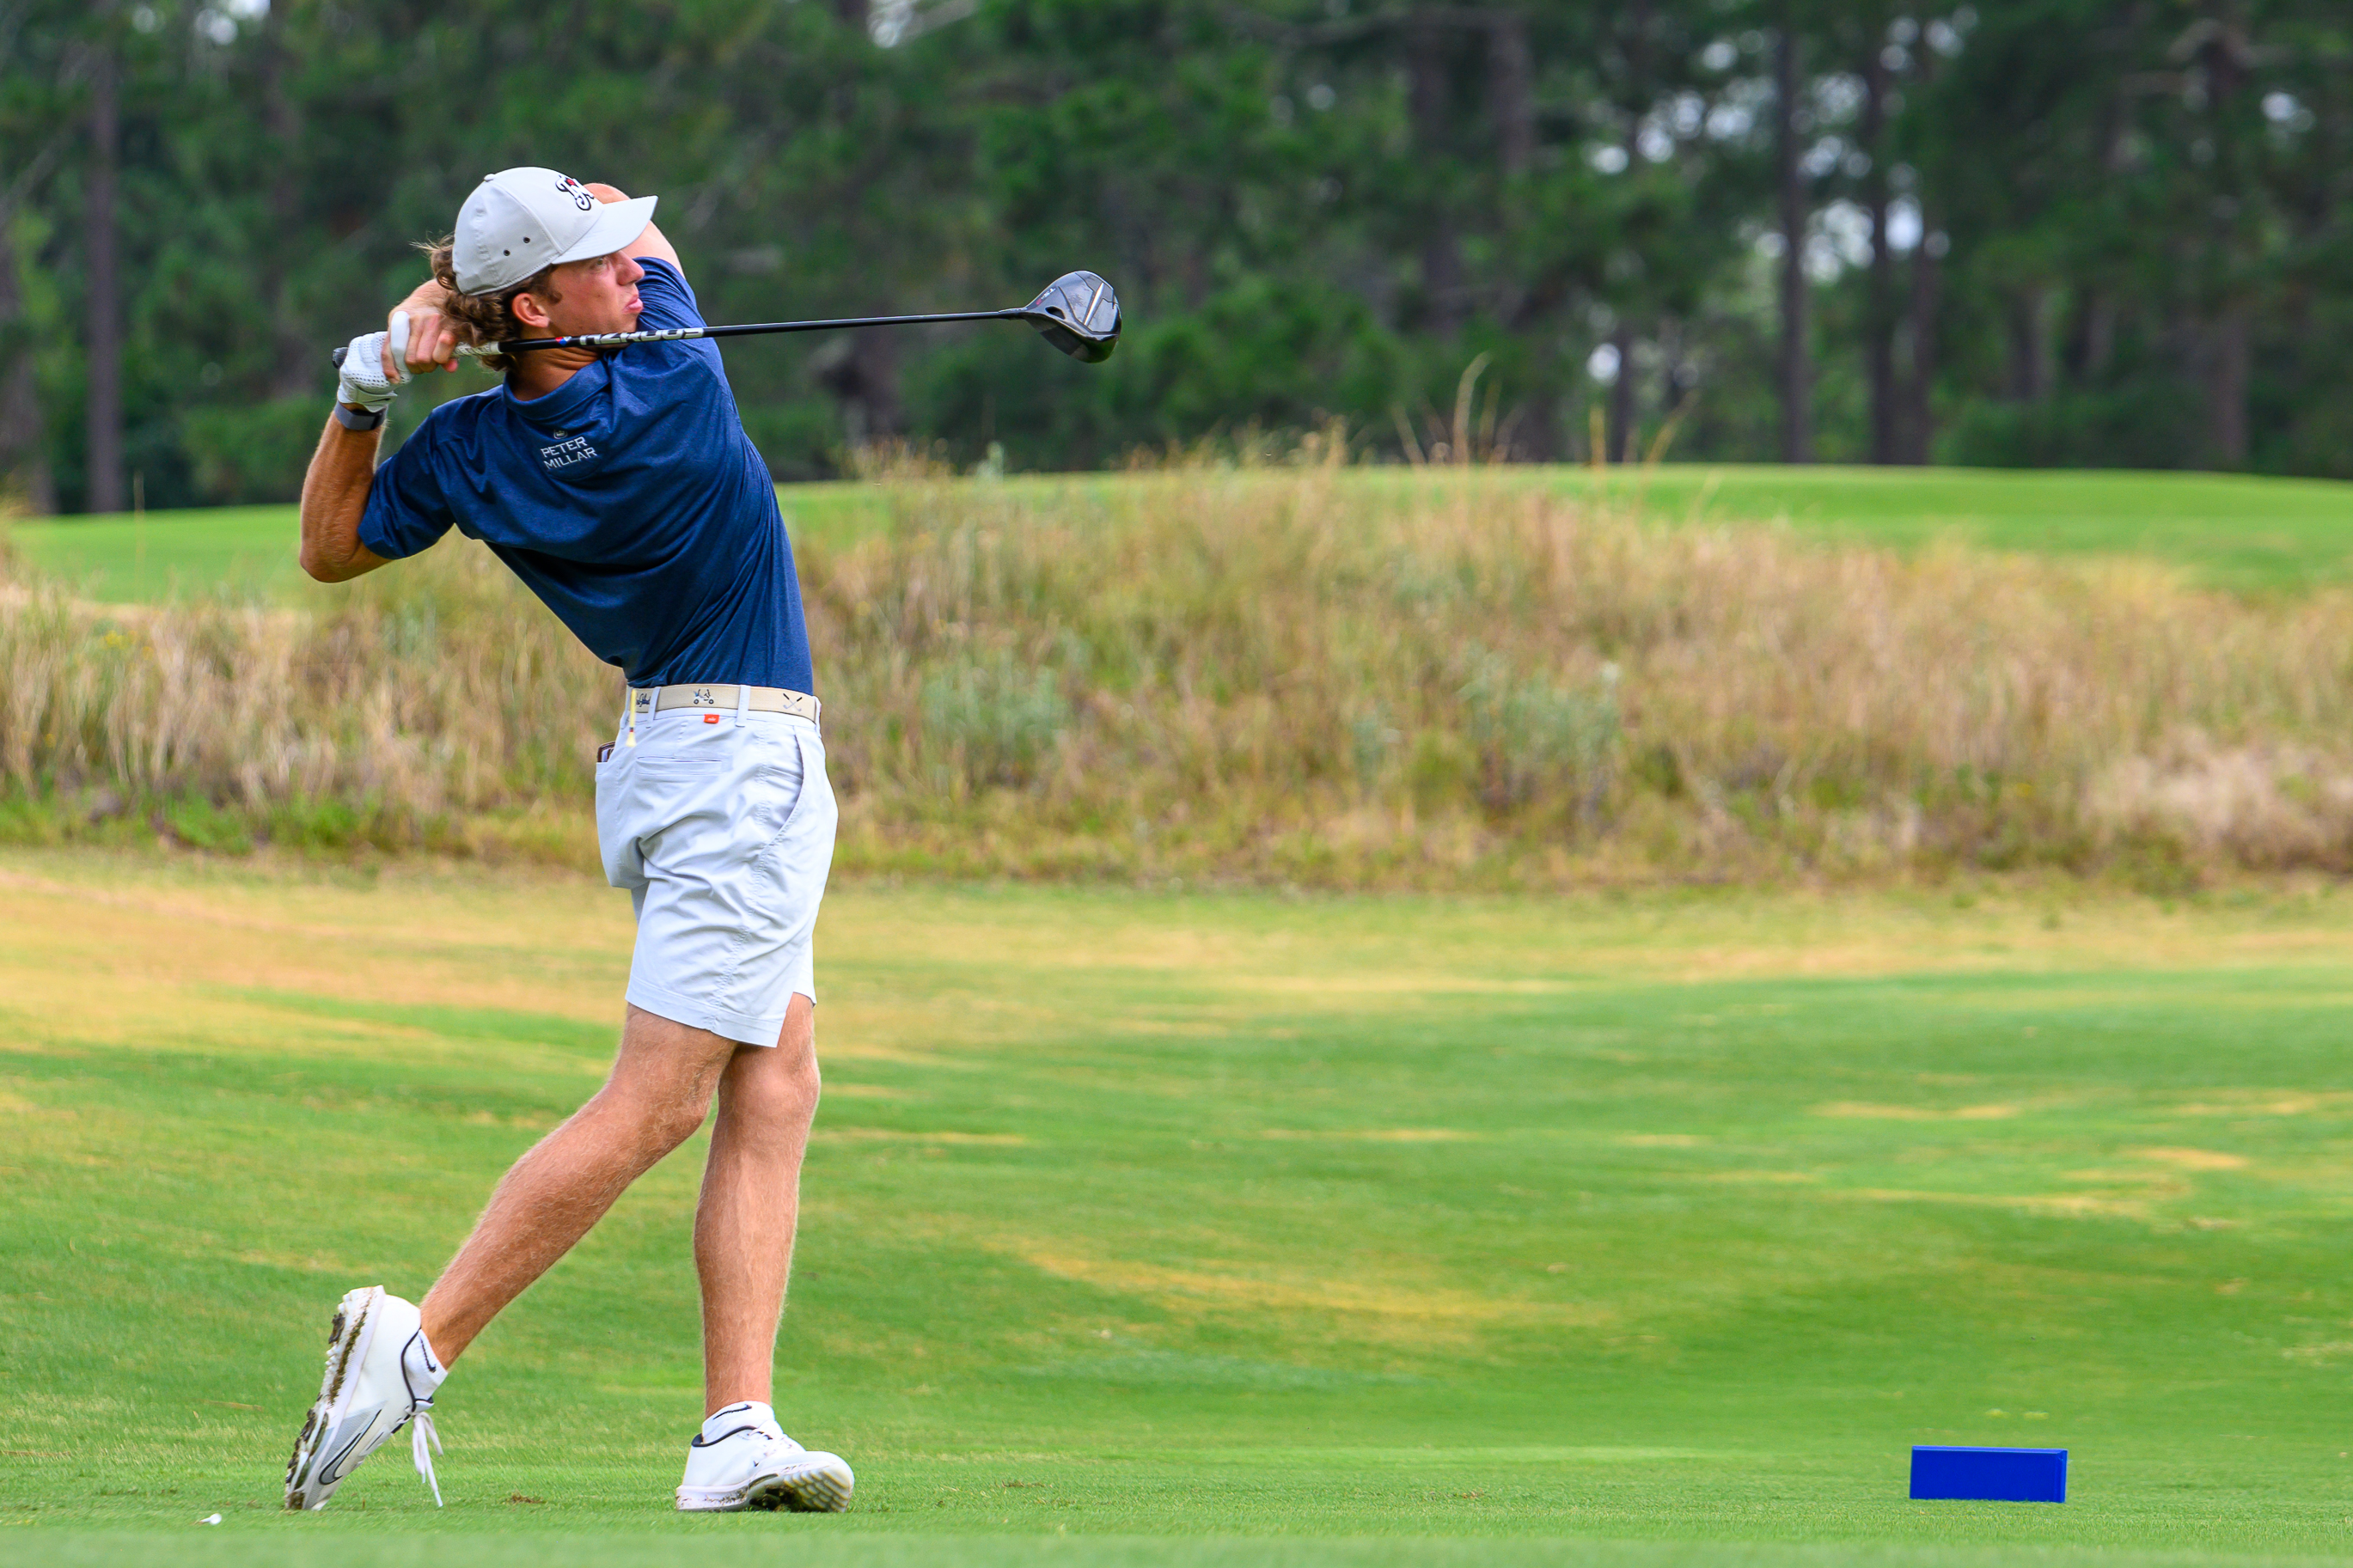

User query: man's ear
[510,289,553,331]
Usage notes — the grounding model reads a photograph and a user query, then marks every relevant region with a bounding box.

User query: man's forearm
[303,275,449,583]
[298,416,389,583]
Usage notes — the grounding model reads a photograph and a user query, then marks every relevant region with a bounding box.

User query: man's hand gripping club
[337,286,467,412]
[303,281,462,583]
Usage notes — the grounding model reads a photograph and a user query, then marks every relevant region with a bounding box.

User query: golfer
[281,168,851,1516]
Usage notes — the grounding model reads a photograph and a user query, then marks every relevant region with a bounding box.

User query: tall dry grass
[0,552,608,855]
[6,469,2353,885]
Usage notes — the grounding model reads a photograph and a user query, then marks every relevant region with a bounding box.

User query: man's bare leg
[695,993,821,1415]
[419,1005,742,1364]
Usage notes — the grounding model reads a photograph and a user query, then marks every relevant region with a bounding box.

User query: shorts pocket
[633,748,728,778]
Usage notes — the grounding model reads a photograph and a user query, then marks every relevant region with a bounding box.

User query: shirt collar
[504,354,610,427]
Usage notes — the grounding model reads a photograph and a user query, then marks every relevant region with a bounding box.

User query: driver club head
[1022,271,1121,363]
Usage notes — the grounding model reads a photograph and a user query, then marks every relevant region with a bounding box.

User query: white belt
[621,683,821,746]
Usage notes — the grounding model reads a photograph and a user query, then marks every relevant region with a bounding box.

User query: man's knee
[600,1008,739,1156]
[584,1077,712,1158]
[738,1046,820,1123]
[647,1094,717,1153]
[720,1026,821,1138]
[768,998,822,1107]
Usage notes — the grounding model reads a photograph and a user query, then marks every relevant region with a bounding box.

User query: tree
[1772,6,1811,463]
[83,26,122,514]
[4,0,2353,503]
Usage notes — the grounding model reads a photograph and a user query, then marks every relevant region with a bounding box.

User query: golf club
[333,270,1120,369]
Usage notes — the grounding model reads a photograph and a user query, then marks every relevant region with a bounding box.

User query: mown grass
[1549,466,2353,593]
[6,851,2353,1564]
[13,466,2353,606]
[40,1540,2353,1568]
[9,466,2353,885]
[0,486,901,607]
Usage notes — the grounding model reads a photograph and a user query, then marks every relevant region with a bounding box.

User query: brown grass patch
[1812,1101,2023,1121]
[1257,1127,1476,1142]
[1002,1244,1612,1337]
[1843,1187,2166,1220]
[2134,1147,2251,1171]
[2172,1091,2353,1118]
[13,471,2353,886]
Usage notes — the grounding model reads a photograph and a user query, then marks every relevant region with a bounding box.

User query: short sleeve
[358,420,457,561]
[634,257,704,333]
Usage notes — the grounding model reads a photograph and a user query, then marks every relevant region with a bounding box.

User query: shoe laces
[410,1404,443,1507]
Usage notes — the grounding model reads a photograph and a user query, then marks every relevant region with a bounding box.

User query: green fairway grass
[3,503,309,604]
[0,486,897,606]
[24,1537,2353,1568]
[1543,466,2353,591]
[13,464,2353,605]
[6,852,2353,1563]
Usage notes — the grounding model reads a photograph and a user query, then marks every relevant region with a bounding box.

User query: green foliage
[920,650,1071,790]
[180,398,326,504]
[736,400,846,485]
[1456,652,1621,819]
[160,792,249,853]
[8,2,2353,509]
[1943,386,2207,473]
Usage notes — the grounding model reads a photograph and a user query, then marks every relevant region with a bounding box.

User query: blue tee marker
[1910,1446,2068,1503]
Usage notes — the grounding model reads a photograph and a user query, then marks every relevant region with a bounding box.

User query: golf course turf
[14,463,2353,607]
[5,851,2353,1564]
[9,465,2353,1564]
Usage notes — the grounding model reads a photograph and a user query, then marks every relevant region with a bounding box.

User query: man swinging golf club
[283,168,851,1515]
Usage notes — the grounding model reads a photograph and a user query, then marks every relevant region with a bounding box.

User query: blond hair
[415,237,565,373]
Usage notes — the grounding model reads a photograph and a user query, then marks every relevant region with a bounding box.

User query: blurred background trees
[3,0,2349,509]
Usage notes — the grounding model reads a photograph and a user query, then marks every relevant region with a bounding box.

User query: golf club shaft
[333,308,1032,367]
[498,307,1031,355]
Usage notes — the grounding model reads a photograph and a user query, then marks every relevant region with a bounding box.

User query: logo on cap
[449,168,659,296]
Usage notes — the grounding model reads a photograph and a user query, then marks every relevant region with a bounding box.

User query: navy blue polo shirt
[358,258,815,694]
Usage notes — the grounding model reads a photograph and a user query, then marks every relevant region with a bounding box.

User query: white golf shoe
[675,1401,854,1512]
[283,1286,448,1511]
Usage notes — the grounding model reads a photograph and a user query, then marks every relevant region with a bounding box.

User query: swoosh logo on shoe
[315,1419,374,1486]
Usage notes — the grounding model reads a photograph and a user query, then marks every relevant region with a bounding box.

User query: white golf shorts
[595,705,837,1047]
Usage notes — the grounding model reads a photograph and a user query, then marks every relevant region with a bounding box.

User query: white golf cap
[451,168,658,296]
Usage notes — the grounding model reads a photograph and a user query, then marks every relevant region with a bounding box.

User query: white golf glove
[335,315,412,412]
